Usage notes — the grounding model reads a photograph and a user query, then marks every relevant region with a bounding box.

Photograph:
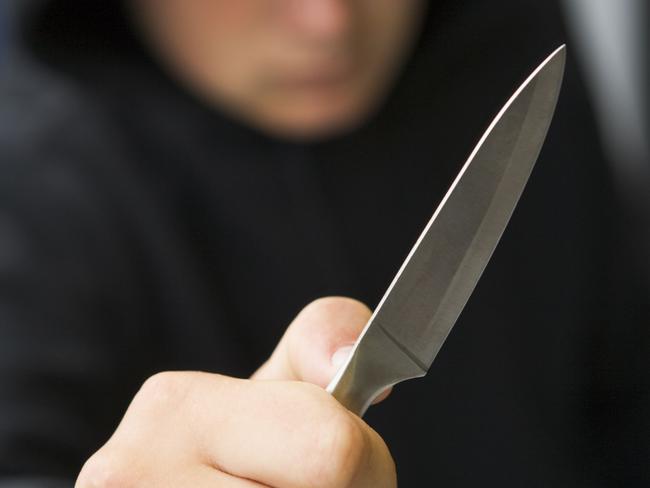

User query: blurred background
[0,5,644,239]
[562,0,649,279]
[0,2,5,63]
[0,1,645,212]
[563,0,648,178]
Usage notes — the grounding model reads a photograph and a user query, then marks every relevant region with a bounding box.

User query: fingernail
[331,345,354,368]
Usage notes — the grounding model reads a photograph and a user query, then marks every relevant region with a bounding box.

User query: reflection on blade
[369,46,566,369]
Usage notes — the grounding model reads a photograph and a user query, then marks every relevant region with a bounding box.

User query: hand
[76,297,396,487]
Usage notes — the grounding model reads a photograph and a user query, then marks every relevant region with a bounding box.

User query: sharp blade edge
[362,46,566,370]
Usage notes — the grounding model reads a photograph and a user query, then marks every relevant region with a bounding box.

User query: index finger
[192,375,396,488]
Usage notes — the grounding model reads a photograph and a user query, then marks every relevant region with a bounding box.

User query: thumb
[252,297,370,387]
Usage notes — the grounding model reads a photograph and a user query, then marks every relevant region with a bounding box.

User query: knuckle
[306,296,371,316]
[307,405,368,487]
[76,450,136,488]
[136,371,192,409]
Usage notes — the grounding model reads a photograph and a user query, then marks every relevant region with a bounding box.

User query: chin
[258,93,377,142]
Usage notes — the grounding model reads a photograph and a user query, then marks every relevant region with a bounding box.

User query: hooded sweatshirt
[0,1,648,486]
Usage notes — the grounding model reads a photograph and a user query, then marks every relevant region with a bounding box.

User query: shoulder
[0,56,151,274]
[0,55,128,174]
[0,55,146,224]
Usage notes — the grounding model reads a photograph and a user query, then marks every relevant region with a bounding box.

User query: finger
[76,374,274,488]
[77,457,270,488]
[194,465,271,488]
[252,296,371,387]
[193,376,396,488]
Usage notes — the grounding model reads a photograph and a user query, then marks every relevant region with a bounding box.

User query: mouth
[275,62,356,92]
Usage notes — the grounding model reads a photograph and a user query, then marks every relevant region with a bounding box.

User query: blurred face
[131,0,426,139]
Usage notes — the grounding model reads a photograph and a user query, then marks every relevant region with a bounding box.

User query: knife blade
[327,45,566,416]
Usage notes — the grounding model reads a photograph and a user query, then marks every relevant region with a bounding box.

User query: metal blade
[374,45,566,369]
[328,46,566,415]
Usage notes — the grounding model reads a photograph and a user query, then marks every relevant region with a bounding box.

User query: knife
[327,45,566,417]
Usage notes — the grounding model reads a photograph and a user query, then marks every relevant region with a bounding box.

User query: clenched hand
[76,297,396,487]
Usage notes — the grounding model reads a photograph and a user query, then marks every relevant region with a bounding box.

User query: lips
[276,61,356,91]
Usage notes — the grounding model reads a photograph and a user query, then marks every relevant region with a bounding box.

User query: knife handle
[326,324,426,417]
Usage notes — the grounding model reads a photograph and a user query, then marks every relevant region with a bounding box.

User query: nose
[283,0,352,42]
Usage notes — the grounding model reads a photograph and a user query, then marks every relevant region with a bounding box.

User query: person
[0,0,647,486]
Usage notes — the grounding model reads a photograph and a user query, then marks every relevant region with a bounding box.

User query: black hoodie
[0,1,648,486]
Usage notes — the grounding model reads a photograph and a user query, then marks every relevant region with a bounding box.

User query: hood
[5,0,136,66]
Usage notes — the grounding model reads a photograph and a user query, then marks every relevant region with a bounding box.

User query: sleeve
[0,479,70,488]
[0,154,149,483]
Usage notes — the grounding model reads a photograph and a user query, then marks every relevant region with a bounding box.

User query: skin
[77,2,425,484]
[129,0,426,139]
[76,298,395,487]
